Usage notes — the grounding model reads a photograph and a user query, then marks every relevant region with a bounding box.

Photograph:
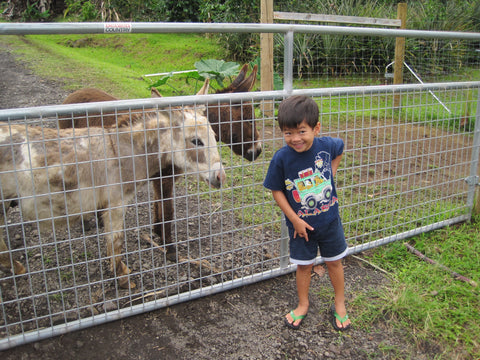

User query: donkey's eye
[191,138,204,147]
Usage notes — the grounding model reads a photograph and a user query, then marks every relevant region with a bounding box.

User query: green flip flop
[331,304,351,331]
[285,310,307,330]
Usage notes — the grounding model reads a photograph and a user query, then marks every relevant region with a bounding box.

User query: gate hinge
[465,175,480,186]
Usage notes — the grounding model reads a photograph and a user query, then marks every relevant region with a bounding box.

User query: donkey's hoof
[165,246,177,262]
[118,277,136,289]
[14,261,26,275]
[119,262,132,275]
[112,261,132,275]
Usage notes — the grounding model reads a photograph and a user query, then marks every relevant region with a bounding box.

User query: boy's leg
[286,263,312,326]
[325,259,351,329]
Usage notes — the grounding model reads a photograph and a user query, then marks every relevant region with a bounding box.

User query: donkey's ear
[230,64,248,89]
[151,87,162,98]
[196,79,210,95]
[236,64,257,92]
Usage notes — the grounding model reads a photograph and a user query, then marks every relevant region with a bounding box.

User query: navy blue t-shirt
[264,136,344,230]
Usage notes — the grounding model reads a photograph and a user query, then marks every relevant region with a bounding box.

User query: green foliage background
[5,0,480,75]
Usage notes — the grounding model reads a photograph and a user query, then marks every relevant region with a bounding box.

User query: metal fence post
[283,30,294,95]
[279,220,290,269]
[467,89,480,216]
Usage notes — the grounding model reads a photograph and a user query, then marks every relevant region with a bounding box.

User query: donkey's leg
[0,204,26,275]
[102,208,134,289]
[152,168,176,261]
[0,238,25,274]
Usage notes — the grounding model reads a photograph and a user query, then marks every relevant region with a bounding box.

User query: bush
[21,1,50,21]
[64,0,98,20]
[160,0,200,22]
[98,0,200,22]
[80,1,97,21]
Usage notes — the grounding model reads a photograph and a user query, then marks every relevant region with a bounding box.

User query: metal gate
[0,22,479,349]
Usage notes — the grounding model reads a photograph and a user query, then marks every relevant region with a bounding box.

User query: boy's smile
[282,120,321,153]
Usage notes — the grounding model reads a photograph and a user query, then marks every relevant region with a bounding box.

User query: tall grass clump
[274,0,397,77]
[268,0,480,80]
[405,0,478,78]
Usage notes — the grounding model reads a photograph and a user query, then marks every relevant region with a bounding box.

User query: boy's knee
[297,264,313,272]
[325,259,343,269]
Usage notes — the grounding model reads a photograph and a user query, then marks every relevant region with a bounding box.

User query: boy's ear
[314,122,321,134]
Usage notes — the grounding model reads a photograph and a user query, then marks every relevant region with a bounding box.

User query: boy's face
[282,120,320,153]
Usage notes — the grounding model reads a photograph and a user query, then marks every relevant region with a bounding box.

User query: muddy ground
[0,43,446,359]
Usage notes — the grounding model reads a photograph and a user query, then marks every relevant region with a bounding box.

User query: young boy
[263,95,351,331]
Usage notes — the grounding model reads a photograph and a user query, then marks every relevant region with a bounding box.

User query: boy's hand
[292,218,314,241]
[271,190,314,241]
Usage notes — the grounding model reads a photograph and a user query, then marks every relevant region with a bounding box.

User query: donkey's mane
[113,105,195,129]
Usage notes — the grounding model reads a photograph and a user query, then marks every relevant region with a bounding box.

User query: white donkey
[0,89,225,289]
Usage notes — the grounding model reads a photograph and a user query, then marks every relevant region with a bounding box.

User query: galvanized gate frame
[0,22,479,349]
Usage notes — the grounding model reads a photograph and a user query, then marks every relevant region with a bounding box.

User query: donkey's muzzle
[207,162,226,188]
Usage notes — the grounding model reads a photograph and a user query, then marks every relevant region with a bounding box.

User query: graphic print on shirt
[285,151,338,218]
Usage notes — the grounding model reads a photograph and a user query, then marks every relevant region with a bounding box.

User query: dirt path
[0,43,68,109]
[0,44,440,359]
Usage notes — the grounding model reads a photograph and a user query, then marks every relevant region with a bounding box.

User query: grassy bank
[0,33,227,98]
[355,217,480,358]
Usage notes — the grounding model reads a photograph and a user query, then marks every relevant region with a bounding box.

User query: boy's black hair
[277,95,319,130]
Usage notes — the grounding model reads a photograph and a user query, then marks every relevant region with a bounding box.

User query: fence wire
[0,82,478,349]
[274,34,480,85]
[0,22,480,349]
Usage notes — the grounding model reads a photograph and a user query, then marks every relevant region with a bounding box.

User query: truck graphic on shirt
[291,167,333,210]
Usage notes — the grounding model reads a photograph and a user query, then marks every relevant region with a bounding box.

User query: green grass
[0,33,226,98]
[295,76,478,134]
[353,216,480,358]
[2,33,475,131]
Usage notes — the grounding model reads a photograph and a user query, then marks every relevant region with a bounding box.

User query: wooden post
[393,2,407,108]
[260,0,274,117]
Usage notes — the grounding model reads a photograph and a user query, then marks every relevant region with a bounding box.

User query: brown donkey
[60,64,261,259]
[0,93,225,288]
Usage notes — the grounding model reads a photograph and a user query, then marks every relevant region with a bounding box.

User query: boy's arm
[331,153,343,177]
[271,190,314,241]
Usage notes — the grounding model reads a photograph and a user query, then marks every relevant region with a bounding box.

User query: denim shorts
[288,216,348,265]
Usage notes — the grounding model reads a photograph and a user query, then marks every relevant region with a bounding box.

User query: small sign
[104,23,132,33]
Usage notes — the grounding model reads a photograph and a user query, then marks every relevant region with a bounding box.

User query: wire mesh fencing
[273,33,480,86]
[0,82,478,349]
[271,2,480,85]
[1,21,480,349]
